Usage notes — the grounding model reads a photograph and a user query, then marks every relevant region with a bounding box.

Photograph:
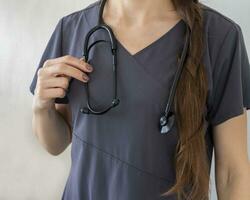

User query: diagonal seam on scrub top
[73,132,175,185]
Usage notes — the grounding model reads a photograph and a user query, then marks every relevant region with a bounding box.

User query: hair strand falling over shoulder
[161,0,211,200]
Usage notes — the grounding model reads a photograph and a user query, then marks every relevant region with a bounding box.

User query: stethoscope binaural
[78,0,191,134]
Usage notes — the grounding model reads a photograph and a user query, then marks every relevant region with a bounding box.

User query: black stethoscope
[78,0,191,134]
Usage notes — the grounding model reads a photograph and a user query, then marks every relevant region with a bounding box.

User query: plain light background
[0,0,249,199]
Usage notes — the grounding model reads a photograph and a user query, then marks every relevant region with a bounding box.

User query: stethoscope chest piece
[160,112,175,134]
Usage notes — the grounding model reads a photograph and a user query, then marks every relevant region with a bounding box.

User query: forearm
[32,99,71,155]
[217,167,250,200]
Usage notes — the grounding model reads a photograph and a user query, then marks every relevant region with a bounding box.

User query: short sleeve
[207,25,250,126]
[29,17,69,104]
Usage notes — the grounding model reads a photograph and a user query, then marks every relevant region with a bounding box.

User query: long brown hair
[161,0,210,199]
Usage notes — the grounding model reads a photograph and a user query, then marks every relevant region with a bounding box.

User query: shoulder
[49,1,100,53]
[201,3,242,43]
[200,4,244,67]
[59,0,100,27]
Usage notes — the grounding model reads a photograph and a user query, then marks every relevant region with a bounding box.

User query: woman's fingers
[40,76,70,91]
[39,62,90,83]
[37,87,68,101]
[43,55,93,74]
[35,55,94,106]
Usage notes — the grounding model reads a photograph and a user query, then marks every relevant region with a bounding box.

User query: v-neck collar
[117,19,184,58]
[94,0,185,58]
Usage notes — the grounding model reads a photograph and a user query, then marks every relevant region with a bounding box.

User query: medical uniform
[29,0,250,199]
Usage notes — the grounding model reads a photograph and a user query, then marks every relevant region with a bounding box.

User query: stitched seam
[82,9,91,28]
[82,0,100,28]
[207,26,236,119]
[73,132,174,184]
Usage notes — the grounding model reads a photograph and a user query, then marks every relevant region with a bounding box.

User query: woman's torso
[59,1,241,199]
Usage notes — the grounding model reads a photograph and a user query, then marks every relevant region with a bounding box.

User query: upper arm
[212,108,249,200]
[55,103,72,143]
[213,108,249,173]
[206,23,250,180]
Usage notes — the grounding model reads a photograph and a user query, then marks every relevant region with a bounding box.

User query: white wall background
[0,0,249,199]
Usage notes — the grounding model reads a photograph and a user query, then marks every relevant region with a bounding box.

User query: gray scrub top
[29,0,250,199]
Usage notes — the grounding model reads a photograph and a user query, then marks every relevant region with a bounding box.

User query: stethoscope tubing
[77,0,191,134]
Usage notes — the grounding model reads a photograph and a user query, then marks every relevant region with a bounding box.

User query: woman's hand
[33,55,93,110]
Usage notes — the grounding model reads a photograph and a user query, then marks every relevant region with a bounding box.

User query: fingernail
[82,74,89,81]
[86,64,93,71]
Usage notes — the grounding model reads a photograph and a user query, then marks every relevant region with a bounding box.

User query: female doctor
[29,0,250,199]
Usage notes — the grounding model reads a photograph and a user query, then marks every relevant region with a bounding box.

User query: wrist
[32,97,55,114]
